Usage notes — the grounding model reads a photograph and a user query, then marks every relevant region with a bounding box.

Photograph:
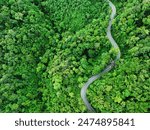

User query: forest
[0,0,149,112]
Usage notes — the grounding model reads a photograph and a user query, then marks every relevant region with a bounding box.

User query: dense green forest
[0,0,149,112]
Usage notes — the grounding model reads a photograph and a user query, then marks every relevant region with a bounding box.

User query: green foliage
[0,0,149,112]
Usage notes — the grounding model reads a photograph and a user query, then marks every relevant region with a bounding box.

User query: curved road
[81,0,121,112]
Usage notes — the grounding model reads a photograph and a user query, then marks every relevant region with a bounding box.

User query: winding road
[81,0,121,112]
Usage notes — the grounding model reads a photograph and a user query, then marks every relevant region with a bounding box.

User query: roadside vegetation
[0,0,149,112]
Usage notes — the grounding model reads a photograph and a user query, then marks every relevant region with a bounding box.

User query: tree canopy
[0,0,149,112]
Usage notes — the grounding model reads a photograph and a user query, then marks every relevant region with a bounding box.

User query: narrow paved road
[81,0,121,112]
